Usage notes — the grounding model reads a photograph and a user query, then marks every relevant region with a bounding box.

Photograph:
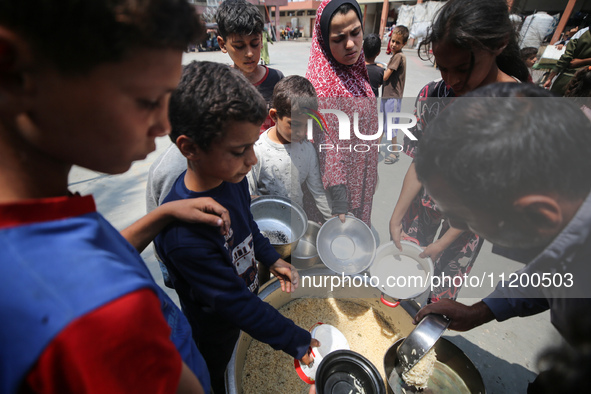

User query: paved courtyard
[68,40,559,393]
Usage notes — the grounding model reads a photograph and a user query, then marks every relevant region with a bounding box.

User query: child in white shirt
[247,76,332,221]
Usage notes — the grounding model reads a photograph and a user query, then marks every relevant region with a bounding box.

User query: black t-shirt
[255,66,284,131]
[366,63,384,97]
[255,66,284,104]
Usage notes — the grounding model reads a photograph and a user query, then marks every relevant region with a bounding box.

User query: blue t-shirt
[155,174,311,359]
[0,195,210,393]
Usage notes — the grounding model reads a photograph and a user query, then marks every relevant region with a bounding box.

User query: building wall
[271,9,317,37]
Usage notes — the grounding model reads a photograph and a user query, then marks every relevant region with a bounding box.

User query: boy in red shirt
[0,1,217,392]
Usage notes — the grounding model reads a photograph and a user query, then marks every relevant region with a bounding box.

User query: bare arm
[121,198,230,253]
[176,362,204,394]
[543,71,557,88]
[419,227,464,262]
[383,68,394,81]
[389,162,423,249]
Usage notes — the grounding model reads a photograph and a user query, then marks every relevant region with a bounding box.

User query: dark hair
[0,0,203,74]
[363,34,381,59]
[215,0,264,40]
[392,25,410,44]
[415,83,591,209]
[520,47,538,61]
[169,61,267,151]
[420,0,529,83]
[564,66,591,101]
[334,3,356,17]
[272,76,318,119]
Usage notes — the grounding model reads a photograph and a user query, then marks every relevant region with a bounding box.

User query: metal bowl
[251,196,308,259]
[396,314,450,374]
[384,337,486,394]
[291,221,321,269]
[316,215,376,275]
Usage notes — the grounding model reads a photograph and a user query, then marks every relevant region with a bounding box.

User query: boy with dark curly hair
[154,61,316,394]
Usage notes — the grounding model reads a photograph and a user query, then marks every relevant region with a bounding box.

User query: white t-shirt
[247,129,332,221]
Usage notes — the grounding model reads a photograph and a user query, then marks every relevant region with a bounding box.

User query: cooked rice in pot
[242,298,401,394]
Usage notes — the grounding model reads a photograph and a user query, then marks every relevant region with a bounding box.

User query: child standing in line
[154,61,317,394]
[147,0,285,286]
[216,0,284,131]
[0,1,215,392]
[382,25,409,165]
[388,0,529,304]
[363,34,385,97]
[247,76,332,222]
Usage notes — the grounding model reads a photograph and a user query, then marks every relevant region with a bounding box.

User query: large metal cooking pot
[225,268,420,394]
[250,196,308,259]
[384,337,486,394]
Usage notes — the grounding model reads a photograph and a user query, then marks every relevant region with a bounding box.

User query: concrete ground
[68,40,560,393]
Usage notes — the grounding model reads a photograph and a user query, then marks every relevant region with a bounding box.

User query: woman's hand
[269,259,299,293]
[389,217,405,251]
[333,213,347,223]
[418,240,446,262]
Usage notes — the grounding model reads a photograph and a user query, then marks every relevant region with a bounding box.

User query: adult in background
[544,29,591,95]
[305,0,379,227]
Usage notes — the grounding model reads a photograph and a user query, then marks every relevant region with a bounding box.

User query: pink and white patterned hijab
[305,0,374,99]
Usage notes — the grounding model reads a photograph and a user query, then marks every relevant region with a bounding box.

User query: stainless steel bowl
[251,196,308,259]
[291,221,322,269]
[316,216,376,275]
[384,337,486,394]
[396,314,450,374]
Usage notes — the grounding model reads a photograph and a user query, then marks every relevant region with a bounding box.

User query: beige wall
[272,13,314,37]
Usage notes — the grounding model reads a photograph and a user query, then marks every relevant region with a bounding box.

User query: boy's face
[424,175,549,249]
[390,34,405,54]
[21,48,182,174]
[273,113,308,143]
[218,33,261,74]
[196,120,260,184]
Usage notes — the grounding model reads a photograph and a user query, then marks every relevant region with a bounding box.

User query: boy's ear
[513,195,563,239]
[269,108,278,122]
[0,27,35,113]
[217,36,227,53]
[176,135,201,160]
